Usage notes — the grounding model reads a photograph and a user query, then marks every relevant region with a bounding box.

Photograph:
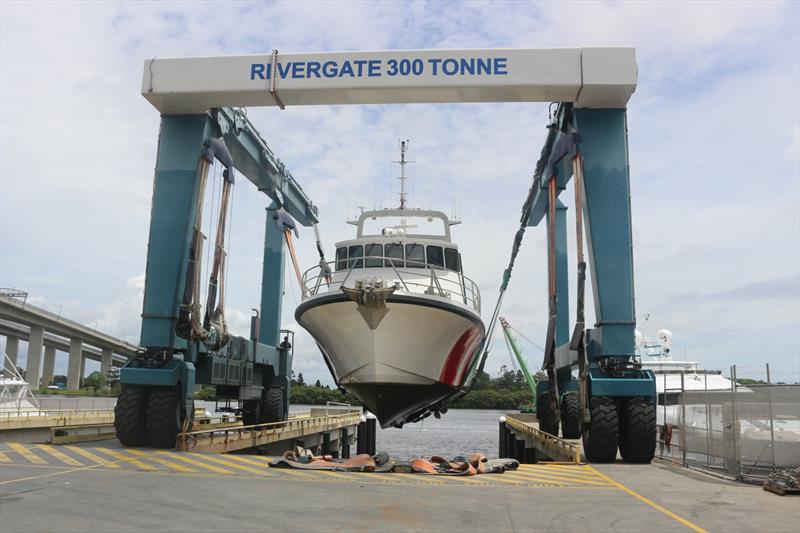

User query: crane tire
[146,387,181,449]
[114,386,149,446]
[619,397,656,464]
[261,387,286,423]
[560,393,581,439]
[536,393,559,436]
[582,396,619,463]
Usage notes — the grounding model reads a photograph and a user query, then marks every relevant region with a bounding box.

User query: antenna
[393,139,414,210]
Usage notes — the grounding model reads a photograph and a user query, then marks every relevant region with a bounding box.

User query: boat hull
[296,292,485,428]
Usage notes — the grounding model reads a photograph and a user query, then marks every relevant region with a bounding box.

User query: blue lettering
[442,58,458,76]
[322,61,338,77]
[250,63,266,80]
[307,61,321,78]
[428,58,442,75]
[477,58,491,75]
[368,59,381,77]
[353,60,367,77]
[494,57,508,75]
[460,58,475,75]
[339,60,354,78]
[292,62,305,78]
[277,62,291,79]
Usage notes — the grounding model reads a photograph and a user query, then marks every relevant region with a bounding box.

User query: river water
[289,405,505,459]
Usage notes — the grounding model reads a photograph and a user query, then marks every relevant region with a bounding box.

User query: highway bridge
[0,290,138,390]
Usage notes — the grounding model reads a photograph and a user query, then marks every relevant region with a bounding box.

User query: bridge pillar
[100,348,112,378]
[3,335,19,375]
[26,326,44,388]
[42,346,56,386]
[80,355,86,383]
[67,338,83,390]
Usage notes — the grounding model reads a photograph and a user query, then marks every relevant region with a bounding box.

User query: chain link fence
[656,363,800,483]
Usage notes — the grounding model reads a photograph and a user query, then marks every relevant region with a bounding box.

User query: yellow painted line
[94,448,157,471]
[518,468,608,482]
[270,467,319,480]
[486,473,567,486]
[64,446,121,469]
[216,453,274,468]
[161,452,235,475]
[0,452,11,463]
[34,445,83,467]
[503,470,611,486]
[126,449,195,473]
[181,453,271,476]
[6,443,46,464]
[588,466,709,533]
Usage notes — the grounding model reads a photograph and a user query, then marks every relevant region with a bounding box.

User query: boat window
[364,244,383,268]
[385,243,404,268]
[336,247,348,271]
[348,245,363,268]
[405,244,424,268]
[444,248,461,272]
[426,246,444,269]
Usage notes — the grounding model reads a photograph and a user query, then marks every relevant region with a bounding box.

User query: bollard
[356,419,367,455]
[499,418,507,457]
[515,437,525,463]
[366,416,377,455]
[340,427,351,458]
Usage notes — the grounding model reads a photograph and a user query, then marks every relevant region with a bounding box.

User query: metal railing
[504,414,582,464]
[302,256,481,313]
[178,411,362,453]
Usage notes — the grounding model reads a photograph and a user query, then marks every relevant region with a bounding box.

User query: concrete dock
[1,440,798,532]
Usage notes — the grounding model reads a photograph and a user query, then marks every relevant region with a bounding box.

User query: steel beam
[139,114,215,350]
[574,108,636,359]
[259,202,286,349]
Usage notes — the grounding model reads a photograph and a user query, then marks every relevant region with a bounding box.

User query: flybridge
[142,48,637,113]
[250,56,509,80]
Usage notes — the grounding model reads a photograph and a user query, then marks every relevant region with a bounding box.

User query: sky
[1,0,798,384]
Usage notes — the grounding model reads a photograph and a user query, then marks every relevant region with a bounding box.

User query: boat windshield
[361,215,447,238]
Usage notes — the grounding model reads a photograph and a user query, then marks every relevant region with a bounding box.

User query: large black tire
[536,393,559,436]
[582,396,619,463]
[114,386,149,446]
[619,397,656,464]
[261,387,287,423]
[145,387,181,449]
[242,399,260,427]
[561,392,581,439]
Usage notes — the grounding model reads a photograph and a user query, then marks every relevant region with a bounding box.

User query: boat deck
[1,440,797,532]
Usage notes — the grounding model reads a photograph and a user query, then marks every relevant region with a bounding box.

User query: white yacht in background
[296,142,486,428]
[0,351,40,414]
[636,328,738,410]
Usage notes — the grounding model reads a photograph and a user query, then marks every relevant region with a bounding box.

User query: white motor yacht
[296,143,485,428]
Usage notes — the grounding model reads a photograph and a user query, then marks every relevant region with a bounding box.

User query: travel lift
[118,48,655,462]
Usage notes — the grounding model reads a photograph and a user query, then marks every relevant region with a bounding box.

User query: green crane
[499,317,537,410]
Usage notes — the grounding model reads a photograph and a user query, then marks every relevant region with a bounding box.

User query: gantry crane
[120,48,655,460]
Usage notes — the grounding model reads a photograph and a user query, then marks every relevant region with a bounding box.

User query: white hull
[296,292,484,427]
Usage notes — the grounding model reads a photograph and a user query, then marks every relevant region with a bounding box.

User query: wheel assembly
[114,385,149,446]
[582,396,619,463]
[619,397,656,463]
[145,387,182,449]
[560,392,581,439]
[536,393,560,436]
[261,387,286,423]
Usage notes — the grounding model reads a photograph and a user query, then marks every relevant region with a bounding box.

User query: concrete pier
[42,346,56,386]
[100,347,112,378]
[67,338,83,390]
[25,326,44,387]
[3,335,19,374]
